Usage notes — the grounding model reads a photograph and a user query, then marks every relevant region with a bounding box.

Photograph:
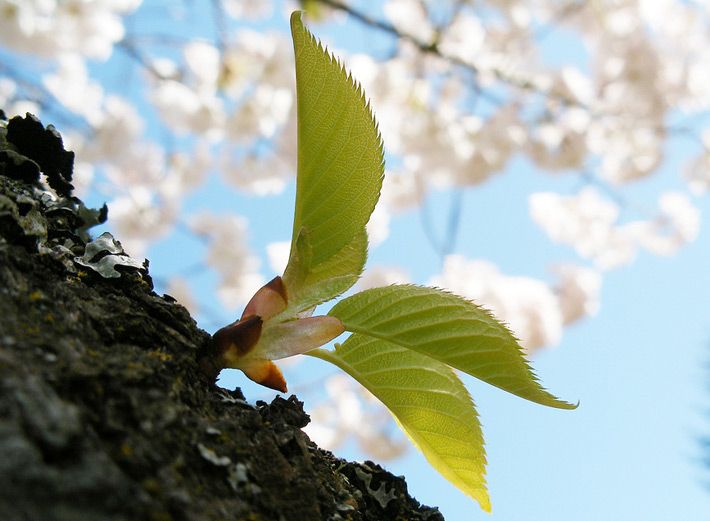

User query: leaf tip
[290,9,304,27]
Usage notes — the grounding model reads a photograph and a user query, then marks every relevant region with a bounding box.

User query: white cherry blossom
[552,264,602,325]
[437,12,486,66]
[42,53,103,122]
[0,78,17,107]
[220,0,273,20]
[384,0,436,45]
[87,95,145,163]
[0,0,139,59]
[226,86,293,142]
[183,41,220,84]
[530,187,638,269]
[150,79,225,137]
[356,266,411,291]
[365,200,391,247]
[266,241,291,275]
[221,152,293,195]
[4,100,41,118]
[70,161,94,198]
[108,185,178,259]
[190,212,264,310]
[166,276,199,315]
[634,192,700,256]
[683,131,710,194]
[304,374,408,460]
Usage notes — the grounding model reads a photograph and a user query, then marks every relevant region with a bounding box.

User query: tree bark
[0,114,445,521]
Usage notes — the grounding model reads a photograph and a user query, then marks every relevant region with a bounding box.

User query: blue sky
[78,2,710,519]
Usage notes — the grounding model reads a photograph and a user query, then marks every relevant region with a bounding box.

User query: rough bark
[0,114,445,521]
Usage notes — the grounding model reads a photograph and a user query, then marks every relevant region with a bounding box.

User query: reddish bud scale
[212,314,263,359]
[202,275,343,394]
[242,276,288,321]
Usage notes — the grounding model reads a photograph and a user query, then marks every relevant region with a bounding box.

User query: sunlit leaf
[309,334,491,512]
[281,226,368,319]
[329,284,576,409]
[287,11,384,273]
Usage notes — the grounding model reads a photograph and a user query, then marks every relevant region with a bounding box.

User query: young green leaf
[202,12,382,391]
[285,11,384,287]
[308,334,491,512]
[329,284,577,410]
[280,226,368,319]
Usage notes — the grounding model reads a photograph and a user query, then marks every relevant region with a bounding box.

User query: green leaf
[329,284,576,409]
[308,334,491,512]
[281,226,368,318]
[288,12,384,270]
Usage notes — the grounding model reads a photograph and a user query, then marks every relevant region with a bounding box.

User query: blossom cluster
[529,188,700,270]
[0,0,140,59]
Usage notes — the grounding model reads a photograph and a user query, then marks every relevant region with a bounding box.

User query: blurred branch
[529,1,587,46]
[312,0,584,108]
[116,40,172,80]
[419,187,464,264]
[209,0,229,54]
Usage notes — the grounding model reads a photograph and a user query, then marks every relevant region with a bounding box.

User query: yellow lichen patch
[147,349,173,362]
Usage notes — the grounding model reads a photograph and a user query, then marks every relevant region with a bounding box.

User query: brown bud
[212,314,263,362]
